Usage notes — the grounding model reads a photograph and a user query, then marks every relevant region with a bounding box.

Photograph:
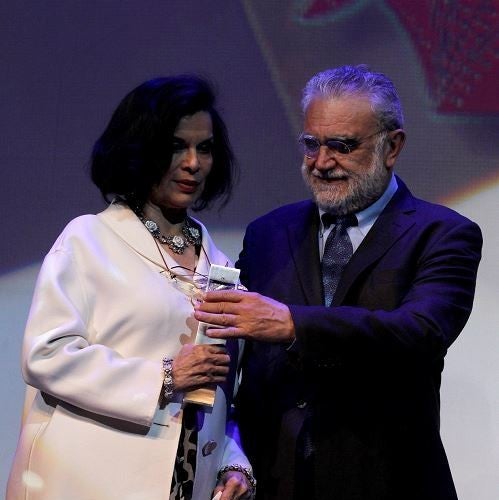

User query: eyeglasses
[161,263,239,303]
[171,266,211,286]
[151,237,240,303]
[160,266,210,303]
[298,129,384,158]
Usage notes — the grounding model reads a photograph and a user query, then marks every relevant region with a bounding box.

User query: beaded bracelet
[162,357,174,402]
[217,464,257,493]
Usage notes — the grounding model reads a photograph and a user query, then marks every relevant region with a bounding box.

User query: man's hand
[194,290,295,343]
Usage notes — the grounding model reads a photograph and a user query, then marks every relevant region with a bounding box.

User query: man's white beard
[301,144,391,215]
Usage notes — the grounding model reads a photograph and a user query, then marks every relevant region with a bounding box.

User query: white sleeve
[22,247,162,427]
[221,419,253,471]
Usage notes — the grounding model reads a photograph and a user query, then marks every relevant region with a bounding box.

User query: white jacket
[7,203,250,500]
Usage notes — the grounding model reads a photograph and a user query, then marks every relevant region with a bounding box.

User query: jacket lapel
[285,201,324,306]
[332,179,417,305]
[97,202,172,272]
[98,203,220,275]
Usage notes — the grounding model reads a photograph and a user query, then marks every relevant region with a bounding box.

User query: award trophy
[183,264,240,406]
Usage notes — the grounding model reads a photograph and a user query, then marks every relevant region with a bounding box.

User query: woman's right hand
[172,344,230,392]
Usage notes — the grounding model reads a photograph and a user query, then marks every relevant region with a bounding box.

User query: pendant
[138,213,200,254]
[165,234,187,254]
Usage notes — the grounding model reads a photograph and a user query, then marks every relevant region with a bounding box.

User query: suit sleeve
[289,218,482,362]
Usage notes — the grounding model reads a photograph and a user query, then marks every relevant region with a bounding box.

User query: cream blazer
[7,203,250,500]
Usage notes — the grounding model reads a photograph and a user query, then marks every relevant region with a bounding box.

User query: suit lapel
[285,201,324,306]
[332,180,417,305]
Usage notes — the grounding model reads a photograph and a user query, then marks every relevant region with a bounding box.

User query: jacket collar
[97,202,215,276]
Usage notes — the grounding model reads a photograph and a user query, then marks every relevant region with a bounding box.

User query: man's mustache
[310,168,350,180]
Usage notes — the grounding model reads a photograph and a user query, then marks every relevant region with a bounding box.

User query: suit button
[296,400,307,409]
[202,440,217,456]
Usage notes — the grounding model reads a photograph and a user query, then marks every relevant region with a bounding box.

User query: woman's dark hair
[91,75,235,211]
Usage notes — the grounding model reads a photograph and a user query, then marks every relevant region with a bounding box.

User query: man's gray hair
[302,65,404,130]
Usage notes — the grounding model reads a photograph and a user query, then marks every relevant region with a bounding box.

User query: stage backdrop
[1,1,498,497]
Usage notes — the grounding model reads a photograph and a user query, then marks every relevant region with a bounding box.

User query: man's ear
[385,129,406,168]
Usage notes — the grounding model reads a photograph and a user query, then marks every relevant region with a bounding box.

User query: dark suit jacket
[235,178,482,500]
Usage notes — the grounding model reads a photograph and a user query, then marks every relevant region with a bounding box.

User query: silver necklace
[137,212,201,254]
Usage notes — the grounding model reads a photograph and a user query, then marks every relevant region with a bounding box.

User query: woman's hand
[212,470,254,499]
[172,344,230,392]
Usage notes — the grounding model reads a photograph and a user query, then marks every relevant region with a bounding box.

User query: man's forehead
[303,95,376,132]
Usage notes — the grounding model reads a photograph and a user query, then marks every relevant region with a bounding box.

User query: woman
[7,76,255,500]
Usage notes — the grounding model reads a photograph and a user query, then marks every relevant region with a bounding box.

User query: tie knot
[321,213,358,230]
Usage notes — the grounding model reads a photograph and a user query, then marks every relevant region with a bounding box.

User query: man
[194,65,482,500]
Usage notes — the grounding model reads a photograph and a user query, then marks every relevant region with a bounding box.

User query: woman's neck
[142,202,187,234]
